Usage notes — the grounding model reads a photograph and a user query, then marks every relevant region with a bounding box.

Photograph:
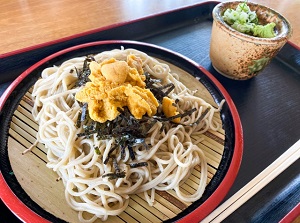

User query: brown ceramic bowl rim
[212,1,293,44]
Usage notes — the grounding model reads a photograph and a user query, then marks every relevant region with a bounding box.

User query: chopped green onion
[222,2,276,38]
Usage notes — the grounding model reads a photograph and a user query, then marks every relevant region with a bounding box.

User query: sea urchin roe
[162,97,181,123]
[75,55,159,123]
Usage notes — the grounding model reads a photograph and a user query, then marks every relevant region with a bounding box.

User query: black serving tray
[1,1,299,222]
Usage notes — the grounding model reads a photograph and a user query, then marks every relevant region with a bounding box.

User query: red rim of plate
[0,40,243,223]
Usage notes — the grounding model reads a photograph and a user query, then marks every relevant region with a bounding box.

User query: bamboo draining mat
[7,61,225,223]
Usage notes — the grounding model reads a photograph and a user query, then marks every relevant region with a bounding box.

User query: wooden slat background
[7,62,225,223]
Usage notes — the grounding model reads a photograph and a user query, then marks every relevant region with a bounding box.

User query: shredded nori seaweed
[192,107,211,126]
[129,162,148,168]
[102,156,126,180]
[75,55,95,87]
[145,73,175,102]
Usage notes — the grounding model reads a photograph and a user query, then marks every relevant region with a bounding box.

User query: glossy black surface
[224,159,300,223]
[1,2,300,222]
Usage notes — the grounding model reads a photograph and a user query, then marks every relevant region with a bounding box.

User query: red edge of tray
[0,40,243,222]
[279,202,300,223]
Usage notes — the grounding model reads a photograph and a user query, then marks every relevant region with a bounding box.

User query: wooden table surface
[0,0,299,56]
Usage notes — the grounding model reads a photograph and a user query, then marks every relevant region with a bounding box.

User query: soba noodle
[31,47,224,222]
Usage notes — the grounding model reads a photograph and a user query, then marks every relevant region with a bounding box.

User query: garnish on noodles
[30,47,225,222]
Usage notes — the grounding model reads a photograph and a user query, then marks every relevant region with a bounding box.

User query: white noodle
[31,47,224,222]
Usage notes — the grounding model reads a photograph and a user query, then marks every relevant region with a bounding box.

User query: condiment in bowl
[210,1,292,80]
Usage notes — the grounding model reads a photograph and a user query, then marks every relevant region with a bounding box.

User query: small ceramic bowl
[209,1,292,80]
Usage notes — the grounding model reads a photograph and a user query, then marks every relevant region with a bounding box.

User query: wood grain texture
[0,0,299,56]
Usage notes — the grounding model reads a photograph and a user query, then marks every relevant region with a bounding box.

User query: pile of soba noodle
[31,47,223,222]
